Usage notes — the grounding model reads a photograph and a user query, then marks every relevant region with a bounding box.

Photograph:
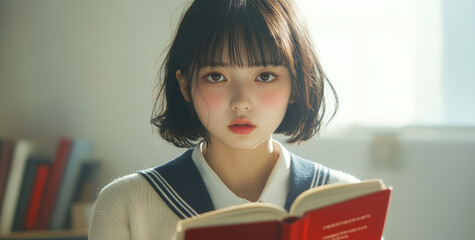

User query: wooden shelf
[0,229,87,240]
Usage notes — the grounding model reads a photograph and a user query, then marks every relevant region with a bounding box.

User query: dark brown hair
[151,0,338,148]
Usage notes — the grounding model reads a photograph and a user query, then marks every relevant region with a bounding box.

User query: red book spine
[281,217,304,240]
[24,164,50,230]
[35,138,72,230]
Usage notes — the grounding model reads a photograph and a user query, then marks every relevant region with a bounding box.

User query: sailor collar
[139,149,330,219]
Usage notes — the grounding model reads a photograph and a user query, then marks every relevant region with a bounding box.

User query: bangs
[178,0,295,77]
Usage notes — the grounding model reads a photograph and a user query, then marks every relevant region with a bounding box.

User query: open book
[174,179,392,240]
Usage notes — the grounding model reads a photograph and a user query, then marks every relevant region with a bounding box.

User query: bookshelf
[0,138,97,240]
[0,229,87,240]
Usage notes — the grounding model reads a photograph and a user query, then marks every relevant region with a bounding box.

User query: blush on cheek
[260,89,290,108]
[192,89,226,122]
[201,91,224,109]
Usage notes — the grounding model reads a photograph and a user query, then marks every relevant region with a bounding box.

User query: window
[298,0,474,127]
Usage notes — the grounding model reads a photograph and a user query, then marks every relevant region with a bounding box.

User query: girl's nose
[230,84,252,112]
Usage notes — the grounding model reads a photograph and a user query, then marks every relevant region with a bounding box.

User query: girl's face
[180,64,293,150]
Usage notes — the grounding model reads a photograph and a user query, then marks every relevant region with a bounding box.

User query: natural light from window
[297,0,444,127]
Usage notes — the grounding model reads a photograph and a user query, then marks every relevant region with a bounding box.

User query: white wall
[0,0,188,190]
[1,1,474,239]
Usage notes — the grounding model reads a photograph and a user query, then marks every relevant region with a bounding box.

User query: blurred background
[0,0,474,239]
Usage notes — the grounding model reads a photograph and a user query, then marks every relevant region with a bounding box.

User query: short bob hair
[151,0,338,148]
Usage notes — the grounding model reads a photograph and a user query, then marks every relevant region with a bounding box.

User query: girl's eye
[256,72,277,82]
[205,73,226,83]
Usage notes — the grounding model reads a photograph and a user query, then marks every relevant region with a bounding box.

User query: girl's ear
[176,70,190,102]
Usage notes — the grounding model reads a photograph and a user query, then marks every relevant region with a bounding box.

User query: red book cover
[0,140,15,212]
[24,163,51,230]
[302,189,390,240]
[176,180,392,240]
[186,221,281,240]
[35,138,72,230]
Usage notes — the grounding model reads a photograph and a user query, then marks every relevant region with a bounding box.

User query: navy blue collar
[284,152,330,210]
[139,149,329,219]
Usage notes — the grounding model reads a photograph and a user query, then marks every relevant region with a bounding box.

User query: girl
[90,0,358,239]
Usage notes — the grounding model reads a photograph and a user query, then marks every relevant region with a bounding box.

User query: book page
[177,202,287,232]
[290,179,386,216]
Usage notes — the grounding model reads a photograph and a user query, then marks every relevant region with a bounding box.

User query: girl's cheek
[194,89,226,110]
[203,90,225,108]
[260,88,291,107]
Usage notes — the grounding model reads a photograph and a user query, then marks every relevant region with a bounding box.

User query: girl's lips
[228,118,255,127]
[228,118,256,134]
[228,125,256,134]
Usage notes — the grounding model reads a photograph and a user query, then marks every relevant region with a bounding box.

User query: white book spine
[0,140,35,234]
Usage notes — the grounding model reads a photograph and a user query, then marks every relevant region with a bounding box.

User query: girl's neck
[203,138,279,202]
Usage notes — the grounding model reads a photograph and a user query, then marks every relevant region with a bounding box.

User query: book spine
[0,140,36,234]
[280,218,304,240]
[72,161,100,203]
[36,138,72,230]
[63,160,99,229]
[12,157,47,231]
[0,140,14,215]
[24,163,51,230]
[49,139,92,230]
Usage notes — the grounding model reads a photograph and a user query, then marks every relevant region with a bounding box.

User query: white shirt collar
[191,140,291,210]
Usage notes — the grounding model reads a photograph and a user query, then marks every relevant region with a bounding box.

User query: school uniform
[89,141,359,240]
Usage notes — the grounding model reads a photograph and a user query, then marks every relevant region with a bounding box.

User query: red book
[12,157,50,231]
[176,180,392,240]
[35,138,72,230]
[24,163,51,230]
[0,140,15,213]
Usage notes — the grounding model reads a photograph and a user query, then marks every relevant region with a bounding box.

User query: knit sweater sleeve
[327,168,360,184]
[89,173,180,240]
[89,174,133,239]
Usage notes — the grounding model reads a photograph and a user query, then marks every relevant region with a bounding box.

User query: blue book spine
[49,139,92,230]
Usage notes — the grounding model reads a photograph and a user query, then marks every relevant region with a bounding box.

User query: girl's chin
[209,136,273,152]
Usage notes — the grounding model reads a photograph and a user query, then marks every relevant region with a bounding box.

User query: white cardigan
[89,173,180,239]
[89,149,359,240]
